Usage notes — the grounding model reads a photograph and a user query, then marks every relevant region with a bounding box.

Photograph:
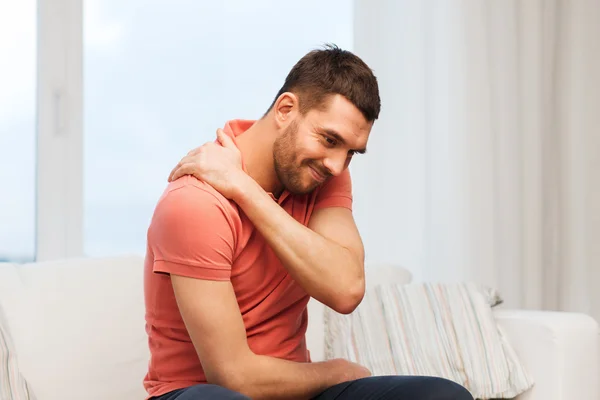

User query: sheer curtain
[352,0,600,322]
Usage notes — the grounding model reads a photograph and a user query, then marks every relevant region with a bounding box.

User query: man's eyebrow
[321,128,367,154]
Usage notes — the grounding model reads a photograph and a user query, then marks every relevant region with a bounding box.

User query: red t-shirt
[143,119,353,398]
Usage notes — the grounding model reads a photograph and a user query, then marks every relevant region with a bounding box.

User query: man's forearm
[227,356,355,400]
[232,176,363,313]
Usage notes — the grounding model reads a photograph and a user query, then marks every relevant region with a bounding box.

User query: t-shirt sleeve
[313,168,353,212]
[148,184,237,281]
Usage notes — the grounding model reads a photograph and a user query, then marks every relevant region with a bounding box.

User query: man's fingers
[168,155,193,181]
[216,129,237,150]
[170,132,229,183]
[187,147,200,156]
[170,163,193,182]
[168,166,182,182]
[168,161,183,182]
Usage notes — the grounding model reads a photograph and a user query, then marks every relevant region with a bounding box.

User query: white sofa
[0,256,598,400]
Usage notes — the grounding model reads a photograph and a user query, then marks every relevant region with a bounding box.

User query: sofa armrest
[493,309,599,400]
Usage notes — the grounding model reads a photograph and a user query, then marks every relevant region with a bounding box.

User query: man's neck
[235,118,284,196]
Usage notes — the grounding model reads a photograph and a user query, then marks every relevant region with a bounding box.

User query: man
[143,45,473,400]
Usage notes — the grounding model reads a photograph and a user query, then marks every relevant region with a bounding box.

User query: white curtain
[351,0,600,322]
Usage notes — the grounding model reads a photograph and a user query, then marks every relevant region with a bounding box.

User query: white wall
[352,0,600,324]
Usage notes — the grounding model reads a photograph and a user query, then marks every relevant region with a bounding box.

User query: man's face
[273,94,372,194]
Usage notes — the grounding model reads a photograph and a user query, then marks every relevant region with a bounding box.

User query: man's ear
[273,92,299,129]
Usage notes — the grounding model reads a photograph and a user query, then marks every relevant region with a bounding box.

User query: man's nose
[323,152,347,177]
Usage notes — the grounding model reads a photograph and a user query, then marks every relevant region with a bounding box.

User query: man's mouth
[308,166,327,183]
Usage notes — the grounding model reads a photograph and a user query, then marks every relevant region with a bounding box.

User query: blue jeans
[152,376,474,399]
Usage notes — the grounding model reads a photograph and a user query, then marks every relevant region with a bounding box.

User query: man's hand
[168,129,246,200]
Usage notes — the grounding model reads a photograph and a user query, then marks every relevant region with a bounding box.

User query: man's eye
[324,136,336,145]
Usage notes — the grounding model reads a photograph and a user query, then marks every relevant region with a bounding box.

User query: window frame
[36,0,83,261]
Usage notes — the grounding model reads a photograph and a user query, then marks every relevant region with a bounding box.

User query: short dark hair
[266,44,381,122]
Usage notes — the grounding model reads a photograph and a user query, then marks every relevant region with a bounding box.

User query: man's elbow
[205,358,252,394]
[331,279,365,315]
[209,371,253,397]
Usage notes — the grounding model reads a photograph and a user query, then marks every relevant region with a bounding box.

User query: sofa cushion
[0,263,32,400]
[324,282,534,399]
[306,265,413,362]
[0,256,150,400]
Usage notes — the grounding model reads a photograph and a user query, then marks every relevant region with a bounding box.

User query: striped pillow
[0,307,32,400]
[324,282,534,399]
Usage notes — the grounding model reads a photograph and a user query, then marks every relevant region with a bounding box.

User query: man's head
[266,44,380,194]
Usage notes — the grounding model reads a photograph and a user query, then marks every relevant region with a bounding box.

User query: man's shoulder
[155,176,240,219]
[162,175,231,203]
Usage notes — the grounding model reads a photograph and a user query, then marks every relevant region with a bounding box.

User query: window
[0,0,37,262]
[83,0,353,256]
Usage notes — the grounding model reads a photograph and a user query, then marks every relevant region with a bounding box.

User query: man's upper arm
[149,183,237,280]
[309,169,364,264]
[148,182,250,385]
[171,275,250,386]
